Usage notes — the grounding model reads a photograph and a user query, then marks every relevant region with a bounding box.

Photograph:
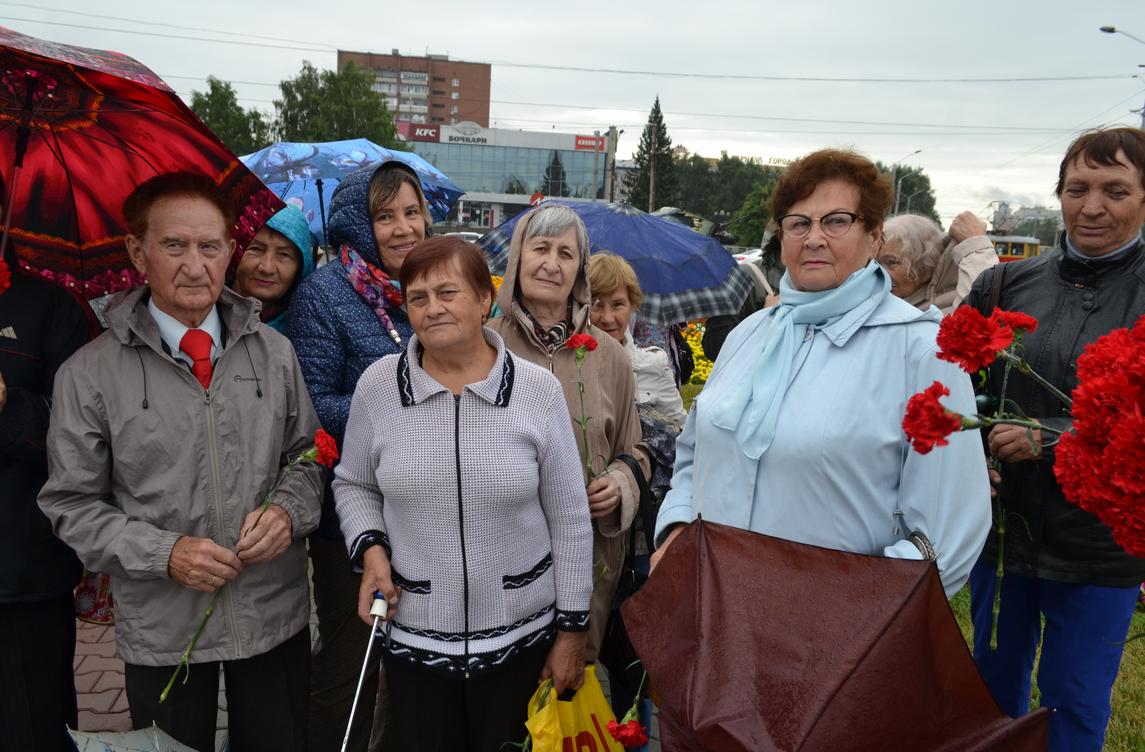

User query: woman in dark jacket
[965,127,1145,752]
[286,160,429,751]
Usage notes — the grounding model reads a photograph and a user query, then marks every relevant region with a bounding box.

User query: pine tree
[541,151,570,197]
[623,97,677,211]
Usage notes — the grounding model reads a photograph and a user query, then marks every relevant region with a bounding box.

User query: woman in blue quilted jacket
[285,160,429,751]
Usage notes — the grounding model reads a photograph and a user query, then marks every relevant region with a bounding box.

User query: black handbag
[613,453,658,604]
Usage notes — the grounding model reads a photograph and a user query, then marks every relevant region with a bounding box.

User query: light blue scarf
[707,261,889,459]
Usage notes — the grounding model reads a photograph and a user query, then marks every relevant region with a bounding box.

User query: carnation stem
[999,350,1072,408]
[159,588,220,702]
[575,359,597,482]
[991,509,1005,651]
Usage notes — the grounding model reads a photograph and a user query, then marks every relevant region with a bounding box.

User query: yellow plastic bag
[525,664,623,752]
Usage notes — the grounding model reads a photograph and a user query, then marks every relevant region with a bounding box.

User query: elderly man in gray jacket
[39,172,323,752]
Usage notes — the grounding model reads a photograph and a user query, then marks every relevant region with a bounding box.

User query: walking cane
[339,593,388,752]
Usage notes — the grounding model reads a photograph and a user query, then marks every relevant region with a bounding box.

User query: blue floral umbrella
[241,138,464,244]
[479,200,753,326]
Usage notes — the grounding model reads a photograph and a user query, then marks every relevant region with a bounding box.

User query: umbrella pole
[315,177,329,264]
[0,75,36,267]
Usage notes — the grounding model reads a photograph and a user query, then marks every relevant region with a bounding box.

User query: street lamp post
[1099,26,1145,128]
[904,188,928,214]
[891,149,922,215]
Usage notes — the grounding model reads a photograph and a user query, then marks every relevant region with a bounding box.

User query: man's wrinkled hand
[168,536,242,592]
[988,424,1043,463]
[236,503,293,564]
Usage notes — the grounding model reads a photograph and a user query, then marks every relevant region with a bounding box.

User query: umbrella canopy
[240,138,465,242]
[621,519,1050,751]
[478,200,752,326]
[0,26,282,299]
[69,726,197,752]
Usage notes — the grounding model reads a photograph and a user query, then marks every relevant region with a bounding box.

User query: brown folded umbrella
[620,518,1049,751]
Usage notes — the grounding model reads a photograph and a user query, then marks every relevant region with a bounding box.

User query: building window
[433,76,446,83]
[432,103,445,109]
[452,78,460,87]
[451,92,460,100]
[432,116,444,123]
[451,105,459,114]
[432,89,445,95]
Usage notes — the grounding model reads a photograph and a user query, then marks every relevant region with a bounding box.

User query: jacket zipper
[205,390,243,658]
[453,395,471,678]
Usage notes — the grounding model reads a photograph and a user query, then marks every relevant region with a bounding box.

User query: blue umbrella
[479,200,753,326]
[241,138,464,244]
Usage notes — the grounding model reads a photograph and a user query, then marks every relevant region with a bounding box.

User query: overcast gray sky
[4,0,1144,224]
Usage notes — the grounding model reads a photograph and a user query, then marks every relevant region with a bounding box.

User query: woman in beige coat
[487,205,646,665]
[878,211,998,314]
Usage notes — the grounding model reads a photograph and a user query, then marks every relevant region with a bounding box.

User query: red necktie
[179,329,214,389]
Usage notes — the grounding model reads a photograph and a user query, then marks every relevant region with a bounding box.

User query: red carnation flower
[566,333,598,352]
[314,429,340,469]
[607,719,650,747]
[991,309,1038,336]
[936,306,1014,373]
[903,381,964,454]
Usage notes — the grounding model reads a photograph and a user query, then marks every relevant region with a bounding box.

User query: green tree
[190,76,272,155]
[623,97,677,211]
[275,61,397,147]
[541,151,570,197]
[878,162,940,225]
[675,152,781,228]
[728,177,778,246]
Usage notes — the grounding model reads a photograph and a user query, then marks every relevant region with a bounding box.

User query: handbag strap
[615,453,656,554]
[986,261,1006,315]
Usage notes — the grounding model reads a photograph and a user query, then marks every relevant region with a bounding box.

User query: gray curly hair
[883,214,945,284]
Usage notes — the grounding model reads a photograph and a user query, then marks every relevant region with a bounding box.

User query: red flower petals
[936,306,1015,373]
[1054,315,1145,558]
[607,719,650,747]
[314,428,340,469]
[903,381,964,454]
[992,310,1038,336]
[566,333,598,352]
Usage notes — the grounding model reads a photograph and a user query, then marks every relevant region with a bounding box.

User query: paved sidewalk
[75,612,660,752]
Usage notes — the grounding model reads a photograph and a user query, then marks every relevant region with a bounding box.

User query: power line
[486,60,1130,84]
[168,72,1090,133]
[0,2,337,48]
[0,15,333,52]
[4,13,1135,85]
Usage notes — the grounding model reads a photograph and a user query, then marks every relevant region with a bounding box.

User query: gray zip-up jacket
[38,286,323,666]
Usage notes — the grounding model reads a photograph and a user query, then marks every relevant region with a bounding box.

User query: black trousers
[381,635,551,752]
[308,534,384,752]
[125,628,310,752]
[0,595,77,752]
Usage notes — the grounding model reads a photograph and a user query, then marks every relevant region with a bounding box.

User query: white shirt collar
[147,296,222,364]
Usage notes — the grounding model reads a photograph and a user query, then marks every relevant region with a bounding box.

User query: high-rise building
[336,49,491,127]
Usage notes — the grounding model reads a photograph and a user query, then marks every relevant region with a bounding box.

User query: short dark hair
[368,162,431,229]
[122,171,235,238]
[1056,127,1145,196]
[770,149,893,233]
[399,236,495,313]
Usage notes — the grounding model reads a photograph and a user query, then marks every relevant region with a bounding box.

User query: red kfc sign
[411,125,440,142]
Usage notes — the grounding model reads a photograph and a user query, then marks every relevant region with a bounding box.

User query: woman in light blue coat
[652,149,990,598]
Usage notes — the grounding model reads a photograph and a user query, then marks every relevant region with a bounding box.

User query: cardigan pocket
[502,553,553,590]
[391,568,431,595]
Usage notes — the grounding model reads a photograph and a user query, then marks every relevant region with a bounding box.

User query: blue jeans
[969,559,1139,752]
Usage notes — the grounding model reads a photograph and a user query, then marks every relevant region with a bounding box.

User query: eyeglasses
[777,211,864,239]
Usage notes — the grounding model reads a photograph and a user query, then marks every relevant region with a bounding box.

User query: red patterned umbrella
[0,26,281,299]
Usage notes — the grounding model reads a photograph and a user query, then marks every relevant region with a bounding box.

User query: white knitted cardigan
[333,328,593,676]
